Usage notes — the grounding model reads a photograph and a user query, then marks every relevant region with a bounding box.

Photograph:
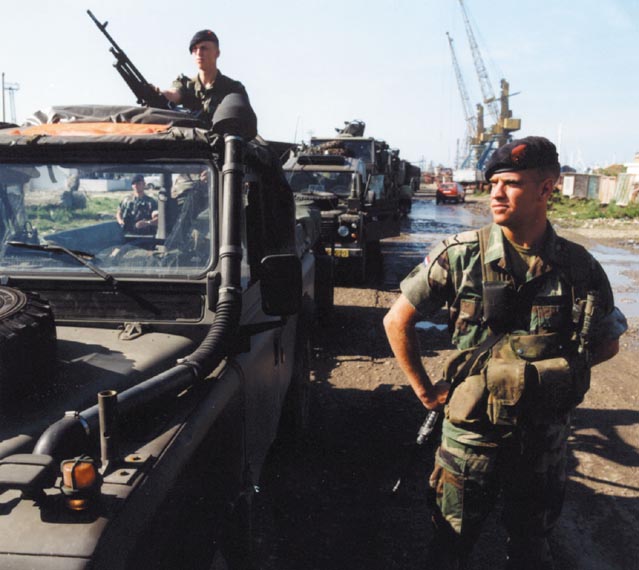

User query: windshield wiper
[6,241,161,316]
[7,241,118,286]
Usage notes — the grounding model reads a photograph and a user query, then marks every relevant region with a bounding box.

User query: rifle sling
[449,225,506,387]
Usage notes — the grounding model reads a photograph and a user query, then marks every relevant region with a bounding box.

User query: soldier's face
[132,180,146,196]
[489,170,551,228]
[191,41,220,72]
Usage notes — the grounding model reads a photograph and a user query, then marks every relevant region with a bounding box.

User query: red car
[436,182,466,204]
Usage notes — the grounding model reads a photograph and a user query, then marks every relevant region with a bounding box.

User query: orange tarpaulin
[8,123,171,137]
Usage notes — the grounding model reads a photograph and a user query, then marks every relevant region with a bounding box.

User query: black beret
[189,29,219,52]
[484,136,560,181]
[131,174,145,184]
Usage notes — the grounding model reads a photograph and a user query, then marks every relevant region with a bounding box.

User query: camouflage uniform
[401,222,627,569]
[171,71,249,126]
[118,194,157,234]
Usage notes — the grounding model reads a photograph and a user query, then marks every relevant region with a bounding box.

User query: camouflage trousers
[427,417,571,570]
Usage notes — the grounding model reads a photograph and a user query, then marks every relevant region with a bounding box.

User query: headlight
[337,225,350,238]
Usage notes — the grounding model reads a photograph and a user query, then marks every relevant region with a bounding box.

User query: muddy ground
[255,193,639,570]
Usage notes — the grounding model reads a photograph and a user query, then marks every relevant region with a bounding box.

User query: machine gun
[579,292,598,355]
[87,10,172,109]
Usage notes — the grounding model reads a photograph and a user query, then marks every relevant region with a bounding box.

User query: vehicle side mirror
[211,93,258,139]
[260,254,302,316]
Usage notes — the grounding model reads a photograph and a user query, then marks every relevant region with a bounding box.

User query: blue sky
[1,0,637,170]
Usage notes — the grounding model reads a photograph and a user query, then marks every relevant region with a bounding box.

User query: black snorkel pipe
[33,95,258,461]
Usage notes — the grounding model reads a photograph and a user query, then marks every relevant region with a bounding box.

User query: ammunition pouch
[443,346,490,427]
[482,281,516,332]
[527,354,591,416]
[445,332,590,428]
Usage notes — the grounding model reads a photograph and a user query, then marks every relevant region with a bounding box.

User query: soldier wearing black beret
[162,29,253,128]
[384,134,626,569]
[485,135,560,181]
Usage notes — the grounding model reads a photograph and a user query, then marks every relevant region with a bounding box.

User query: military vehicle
[283,121,402,282]
[397,160,421,216]
[0,98,329,569]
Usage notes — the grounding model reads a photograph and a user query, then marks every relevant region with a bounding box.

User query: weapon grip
[578,291,598,355]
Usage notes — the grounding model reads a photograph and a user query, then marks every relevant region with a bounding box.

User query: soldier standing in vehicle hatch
[383,136,627,569]
[162,29,253,126]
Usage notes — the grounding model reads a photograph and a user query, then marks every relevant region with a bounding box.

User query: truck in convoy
[282,120,402,283]
[0,98,330,569]
[397,160,421,215]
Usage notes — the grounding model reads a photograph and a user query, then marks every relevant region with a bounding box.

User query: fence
[561,173,639,206]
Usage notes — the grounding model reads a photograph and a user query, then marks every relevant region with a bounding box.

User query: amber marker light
[60,456,101,511]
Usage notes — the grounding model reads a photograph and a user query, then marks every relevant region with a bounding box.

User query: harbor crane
[457,0,520,148]
[448,2,522,186]
[458,0,499,123]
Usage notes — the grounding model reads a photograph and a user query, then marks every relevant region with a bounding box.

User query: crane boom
[458,0,499,122]
[446,32,476,161]
[446,33,476,134]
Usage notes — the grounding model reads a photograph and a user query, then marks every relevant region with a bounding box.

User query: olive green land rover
[0,99,329,569]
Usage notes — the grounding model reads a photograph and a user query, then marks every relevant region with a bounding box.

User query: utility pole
[1,73,20,124]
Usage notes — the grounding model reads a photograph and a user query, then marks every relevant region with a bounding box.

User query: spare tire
[0,287,56,405]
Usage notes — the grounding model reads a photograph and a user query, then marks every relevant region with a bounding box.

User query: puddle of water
[406,198,491,237]
[416,321,448,332]
[590,245,639,318]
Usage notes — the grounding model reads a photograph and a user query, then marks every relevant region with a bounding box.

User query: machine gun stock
[87,10,172,109]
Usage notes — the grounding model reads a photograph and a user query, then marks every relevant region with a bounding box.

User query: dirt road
[255,194,639,570]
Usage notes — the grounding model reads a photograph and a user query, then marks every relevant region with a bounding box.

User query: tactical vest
[444,225,595,428]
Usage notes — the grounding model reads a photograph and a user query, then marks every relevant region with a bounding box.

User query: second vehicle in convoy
[283,120,407,283]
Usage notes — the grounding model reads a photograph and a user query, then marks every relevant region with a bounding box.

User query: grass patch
[27,195,121,234]
[548,194,639,220]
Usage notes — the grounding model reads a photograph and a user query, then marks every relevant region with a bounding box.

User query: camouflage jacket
[118,193,157,234]
[172,70,249,125]
[401,223,626,351]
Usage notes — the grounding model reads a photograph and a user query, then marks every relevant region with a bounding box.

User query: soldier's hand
[419,381,450,411]
[135,219,153,229]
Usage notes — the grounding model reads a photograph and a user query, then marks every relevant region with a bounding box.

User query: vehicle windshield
[0,162,214,278]
[286,170,353,196]
[311,139,375,164]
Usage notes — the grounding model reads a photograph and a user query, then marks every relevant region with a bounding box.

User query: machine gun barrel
[87,10,171,109]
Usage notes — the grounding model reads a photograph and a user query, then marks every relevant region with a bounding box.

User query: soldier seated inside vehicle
[165,168,210,250]
[116,174,158,235]
[0,162,213,276]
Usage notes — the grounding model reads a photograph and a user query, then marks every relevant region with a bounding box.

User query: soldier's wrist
[414,381,434,400]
